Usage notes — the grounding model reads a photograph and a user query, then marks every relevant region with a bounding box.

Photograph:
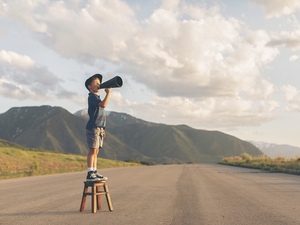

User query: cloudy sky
[1,0,300,147]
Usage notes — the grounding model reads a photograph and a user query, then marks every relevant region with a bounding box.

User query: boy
[84,74,111,181]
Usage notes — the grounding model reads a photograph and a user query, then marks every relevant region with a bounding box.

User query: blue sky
[1,0,300,147]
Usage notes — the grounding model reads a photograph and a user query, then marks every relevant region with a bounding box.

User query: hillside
[0,106,262,163]
[0,138,140,179]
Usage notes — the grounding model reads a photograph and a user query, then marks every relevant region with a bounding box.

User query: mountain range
[250,141,300,158]
[0,105,262,164]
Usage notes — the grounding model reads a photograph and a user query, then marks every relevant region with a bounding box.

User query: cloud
[1,0,48,32]
[110,91,279,128]
[268,30,300,51]
[0,50,35,69]
[0,0,282,127]
[3,0,136,62]
[290,54,299,61]
[123,4,278,100]
[250,1,300,52]
[282,85,300,112]
[251,0,300,18]
[0,50,76,100]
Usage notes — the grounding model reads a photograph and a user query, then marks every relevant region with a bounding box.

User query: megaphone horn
[99,76,123,89]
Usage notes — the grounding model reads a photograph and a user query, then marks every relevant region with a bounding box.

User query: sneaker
[94,170,108,181]
[86,171,100,181]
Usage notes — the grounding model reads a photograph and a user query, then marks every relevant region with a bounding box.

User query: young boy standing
[84,74,111,181]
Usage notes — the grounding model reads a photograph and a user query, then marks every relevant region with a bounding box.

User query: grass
[0,146,141,180]
[219,153,300,175]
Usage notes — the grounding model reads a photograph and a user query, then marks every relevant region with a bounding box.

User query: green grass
[0,146,141,180]
[219,153,300,175]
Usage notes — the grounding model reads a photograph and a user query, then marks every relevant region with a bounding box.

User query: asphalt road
[0,164,300,225]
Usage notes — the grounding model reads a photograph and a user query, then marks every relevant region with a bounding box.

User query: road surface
[0,164,300,225]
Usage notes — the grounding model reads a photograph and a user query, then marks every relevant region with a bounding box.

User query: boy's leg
[92,147,108,181]
[93,129,108,180]
[86,128,100,168]
[86,148,100,181]
[87,148,98,169]
[86,128,101,181]
[86,128,107,181]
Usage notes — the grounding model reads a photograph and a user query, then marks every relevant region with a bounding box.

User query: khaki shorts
[86,127,105,149]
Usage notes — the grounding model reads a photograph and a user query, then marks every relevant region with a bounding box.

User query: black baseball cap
[85,74,103,90]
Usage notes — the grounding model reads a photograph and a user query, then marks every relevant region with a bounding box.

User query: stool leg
[96,185,101,210]
[80,184,88,212]
[92,184,97,213]
[103,183,113,211]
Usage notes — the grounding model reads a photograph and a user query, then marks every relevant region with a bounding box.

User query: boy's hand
[99,88,111,108]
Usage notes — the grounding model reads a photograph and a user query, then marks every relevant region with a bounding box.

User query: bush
[124,159,140,164]
[140,161,156,166]
[219,154,300,176]
[240,153,253,163]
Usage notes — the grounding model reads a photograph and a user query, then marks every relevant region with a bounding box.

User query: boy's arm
[98,88,111,108]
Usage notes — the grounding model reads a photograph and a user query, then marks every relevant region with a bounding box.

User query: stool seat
[80,180,113,213]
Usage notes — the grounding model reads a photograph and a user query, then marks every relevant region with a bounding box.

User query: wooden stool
[79,181,113,213]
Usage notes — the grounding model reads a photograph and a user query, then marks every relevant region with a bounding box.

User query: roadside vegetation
[220,153,300,175]
[0,146,141,180]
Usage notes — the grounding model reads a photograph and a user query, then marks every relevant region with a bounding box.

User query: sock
[87,167,93,172]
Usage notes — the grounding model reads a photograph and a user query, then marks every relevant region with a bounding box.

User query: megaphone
[99,76,123,89]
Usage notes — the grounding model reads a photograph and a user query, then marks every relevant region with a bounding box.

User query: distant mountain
[0,106,262,163]
[250,141,300,158]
